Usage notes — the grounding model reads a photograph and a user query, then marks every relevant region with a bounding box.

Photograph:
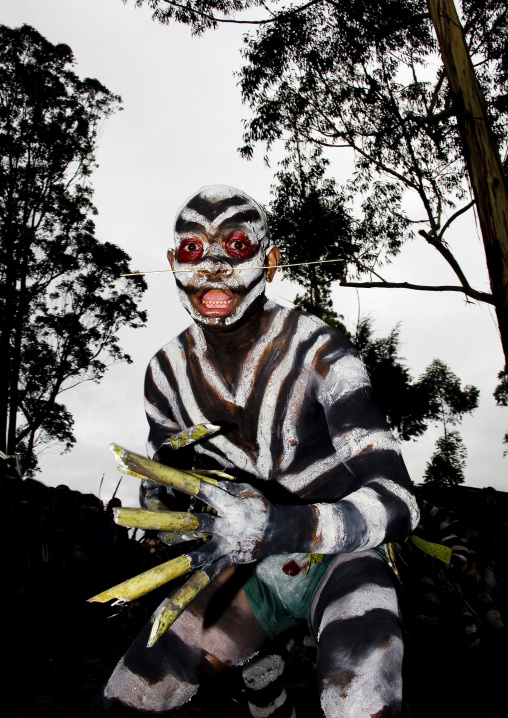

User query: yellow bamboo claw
[110,444,202,495]
[114,507,200,532]
[87,554,192,604]
[147,570,211,647]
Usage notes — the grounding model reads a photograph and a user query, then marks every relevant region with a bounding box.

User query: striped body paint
[90,187,417,718]
[145,299,419,553]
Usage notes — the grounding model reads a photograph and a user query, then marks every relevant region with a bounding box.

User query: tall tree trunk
[427,0,508,367]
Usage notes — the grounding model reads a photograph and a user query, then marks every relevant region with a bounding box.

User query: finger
[188,536,227,571]
[194,512,217,534]
[194,478,230,511]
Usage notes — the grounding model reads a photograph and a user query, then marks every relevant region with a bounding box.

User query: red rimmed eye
[224,231,255,259]
[178,238,204,262]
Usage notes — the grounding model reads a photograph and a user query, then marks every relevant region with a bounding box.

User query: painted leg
[242,652,295,718]
[89,567,268,716]
[311,551,403,718]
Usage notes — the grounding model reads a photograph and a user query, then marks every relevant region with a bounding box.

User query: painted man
[90,185,419,717]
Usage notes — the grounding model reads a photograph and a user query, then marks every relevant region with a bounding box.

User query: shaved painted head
[169,186,277,329]
[173,185,270,250]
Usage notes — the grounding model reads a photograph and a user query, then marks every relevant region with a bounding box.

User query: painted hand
[193,481,274,564]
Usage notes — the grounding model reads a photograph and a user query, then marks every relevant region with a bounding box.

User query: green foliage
[494,368,508,457]
[268,149,354,287]
[267,147,411,291]
[424,429,467,486]
[239,0,508,258]
[0,24,147,475]
[418,359,479,426]
[353,317,436,441]
[130,0,507,305]
[293,286,347,334]
[494,368,508,406]
[419,359,479,485]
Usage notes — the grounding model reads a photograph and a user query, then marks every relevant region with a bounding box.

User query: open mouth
[198,289,234,316]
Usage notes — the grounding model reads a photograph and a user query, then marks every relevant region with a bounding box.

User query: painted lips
[199,289,234,316]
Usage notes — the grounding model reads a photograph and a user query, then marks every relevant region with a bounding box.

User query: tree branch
[339,278,494,304]
[437,199,475,240]
[160,0,320,26]
[418,227,474,291]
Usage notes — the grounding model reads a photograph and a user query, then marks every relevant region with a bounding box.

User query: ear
[266,247,280,283]
[167,249,175,271]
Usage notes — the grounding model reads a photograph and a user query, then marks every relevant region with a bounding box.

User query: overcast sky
[2,0,507,506]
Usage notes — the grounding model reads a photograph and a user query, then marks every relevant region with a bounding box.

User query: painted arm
[170,342,419,562]
[142,335,418,563]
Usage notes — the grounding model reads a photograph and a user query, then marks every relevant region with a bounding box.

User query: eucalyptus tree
[0,24,147,475]
[126,0,508,363]
[420,359,479,485]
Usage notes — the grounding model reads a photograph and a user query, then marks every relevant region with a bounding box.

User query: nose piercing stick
[120,257,345,277]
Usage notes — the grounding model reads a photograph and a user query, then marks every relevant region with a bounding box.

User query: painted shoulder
[147,322,193,368]
[265,299,355,354]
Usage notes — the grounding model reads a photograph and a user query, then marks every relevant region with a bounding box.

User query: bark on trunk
[427,0,508,367]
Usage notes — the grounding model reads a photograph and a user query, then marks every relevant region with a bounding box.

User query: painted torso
[145,300,409,504]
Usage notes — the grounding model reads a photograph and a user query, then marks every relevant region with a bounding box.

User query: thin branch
[160,0,320,25]
[437,199,475,241]
[339,279,494,304]
[418,228,473,291]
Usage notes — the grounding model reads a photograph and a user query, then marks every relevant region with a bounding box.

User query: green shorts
[243,552,336,639]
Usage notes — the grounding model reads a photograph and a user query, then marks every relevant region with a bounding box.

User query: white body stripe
[248,690,288,718]
[341,486,389,549]
[332,427,400,464]
[279,333,329,472]
[317,583,399,639]
[372,477,420,529]
[256,314,316,476]
[317,351,370,405]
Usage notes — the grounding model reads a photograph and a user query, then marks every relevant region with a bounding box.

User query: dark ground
[2,475,508,718]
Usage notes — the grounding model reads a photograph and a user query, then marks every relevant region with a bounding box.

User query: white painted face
[170,185,274,329]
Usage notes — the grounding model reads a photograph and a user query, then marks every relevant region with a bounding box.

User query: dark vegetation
[130,0,508,366]
[2,467,507,718]
[0,24,147,476]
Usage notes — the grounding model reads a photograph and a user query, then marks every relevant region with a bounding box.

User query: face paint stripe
[185,193,256,222]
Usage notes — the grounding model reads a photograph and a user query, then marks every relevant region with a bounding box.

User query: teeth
[202,300,231,307]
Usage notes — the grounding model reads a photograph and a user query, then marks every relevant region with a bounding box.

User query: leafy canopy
[0,24,147,475]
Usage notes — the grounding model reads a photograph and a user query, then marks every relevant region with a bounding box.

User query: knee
[318,630,404,718]
[97,656,198,714]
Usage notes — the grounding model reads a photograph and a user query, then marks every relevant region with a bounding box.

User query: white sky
[2,0,506,506]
